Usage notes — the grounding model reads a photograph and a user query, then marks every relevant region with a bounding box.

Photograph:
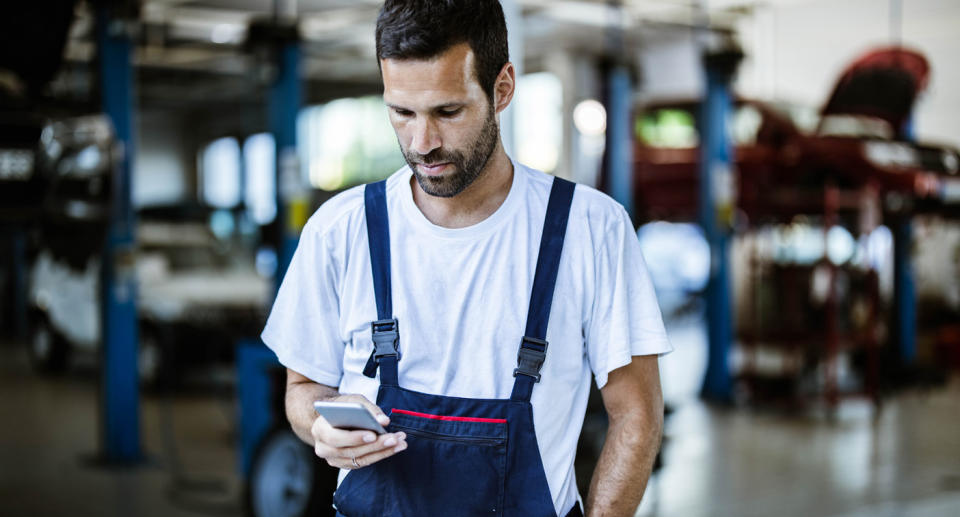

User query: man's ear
[493,62,516,114]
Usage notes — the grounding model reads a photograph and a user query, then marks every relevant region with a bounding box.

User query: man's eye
[394,108,413,117]
[439,108,461,117]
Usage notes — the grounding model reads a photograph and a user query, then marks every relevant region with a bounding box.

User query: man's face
[381,43,500,198]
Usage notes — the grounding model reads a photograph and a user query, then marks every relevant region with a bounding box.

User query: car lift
[893,121,917,364]
[237,11,303,475]
[238,9,333,517]
[699,44,743,403]
[96,1,142,465]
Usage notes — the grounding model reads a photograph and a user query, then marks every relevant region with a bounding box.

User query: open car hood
[820,47,930,137]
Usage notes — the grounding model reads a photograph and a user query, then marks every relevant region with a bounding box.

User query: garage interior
[1,1,959,516]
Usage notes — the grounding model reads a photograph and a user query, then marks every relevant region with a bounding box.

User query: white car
[29,220,272,387]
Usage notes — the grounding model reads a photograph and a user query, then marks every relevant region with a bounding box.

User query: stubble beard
[403,107,499,198]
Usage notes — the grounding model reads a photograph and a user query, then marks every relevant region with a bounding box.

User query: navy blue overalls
[333,177,581,517]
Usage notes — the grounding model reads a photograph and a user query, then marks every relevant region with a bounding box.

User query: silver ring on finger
[351,456,361,469]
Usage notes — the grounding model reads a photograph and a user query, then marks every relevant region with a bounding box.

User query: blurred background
[1,1,959,516]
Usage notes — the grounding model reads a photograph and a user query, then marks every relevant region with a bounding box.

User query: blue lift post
[893,218,916,365]
[96,6,141,463]
[270,35,304,289]
[602,0,635,219]
[606,65,635,220]
[893,119,917,364]
[699,47,742,403]
[237,17,302,477]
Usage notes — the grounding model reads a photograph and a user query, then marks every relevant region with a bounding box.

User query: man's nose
[410,118,441,156]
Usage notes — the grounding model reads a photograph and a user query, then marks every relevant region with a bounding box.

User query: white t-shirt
[261,160,672,514]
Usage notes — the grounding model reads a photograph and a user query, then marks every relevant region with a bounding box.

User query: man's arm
[585,355,664,517]
[285,368,408,469]
[285,368,342,444]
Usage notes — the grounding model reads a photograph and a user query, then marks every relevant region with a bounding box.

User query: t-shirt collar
[398,157,525,239]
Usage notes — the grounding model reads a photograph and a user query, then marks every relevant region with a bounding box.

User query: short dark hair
[375,0,509,101]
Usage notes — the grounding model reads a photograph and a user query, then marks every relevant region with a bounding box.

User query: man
[261,1,671,515]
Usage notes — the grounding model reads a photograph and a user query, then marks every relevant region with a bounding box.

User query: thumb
[357,398,390,426]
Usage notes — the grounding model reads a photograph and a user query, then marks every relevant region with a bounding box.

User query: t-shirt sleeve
[260,216,345,387]
[585,206,672,389]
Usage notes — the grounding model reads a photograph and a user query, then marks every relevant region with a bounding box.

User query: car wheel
[28,314,69,374]
[246,429,328,517]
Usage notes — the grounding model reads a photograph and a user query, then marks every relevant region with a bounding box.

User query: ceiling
[56,0,768,112]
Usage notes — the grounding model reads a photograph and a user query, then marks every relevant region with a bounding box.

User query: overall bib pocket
[387,410,508,516]
[333,409,509,517]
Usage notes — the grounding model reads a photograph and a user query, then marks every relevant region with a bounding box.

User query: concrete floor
[1,340,958,517]
[639,388,960,517]
[0,343,242,517]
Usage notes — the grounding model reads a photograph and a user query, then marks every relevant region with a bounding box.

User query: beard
[402,107,499,198]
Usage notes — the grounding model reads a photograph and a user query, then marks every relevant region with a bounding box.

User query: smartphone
[313,401,387,434]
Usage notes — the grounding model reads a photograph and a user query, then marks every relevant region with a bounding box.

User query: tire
[245,428,331,517]
[28,313,70,374]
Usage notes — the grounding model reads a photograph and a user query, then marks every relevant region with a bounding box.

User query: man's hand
[285,369,407,469]
[311,393,408,469]
[585,355,664,517]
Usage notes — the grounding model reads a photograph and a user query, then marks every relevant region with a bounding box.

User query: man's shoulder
[302,167,407,240]
[302,184,366,240]
[518,163,629,228]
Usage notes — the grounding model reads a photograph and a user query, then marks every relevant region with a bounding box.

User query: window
[515,72,563,173]
[200,137,241,208]
[243,133,276,224]
[298,96,405,191]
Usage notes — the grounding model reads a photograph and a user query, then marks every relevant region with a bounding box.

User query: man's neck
[410,145,514,229]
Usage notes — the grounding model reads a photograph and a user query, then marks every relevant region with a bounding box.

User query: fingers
[310,393,389,447]
[309,393,406,469]
[345,431,406,458]
[317,431,408,469]
[312,416,379,448]
[315,430,406,459]
[351,438,409,468]
[338,394,391,427]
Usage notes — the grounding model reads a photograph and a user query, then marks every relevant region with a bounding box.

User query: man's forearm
[585,411,663,517]
[285,371,340,445]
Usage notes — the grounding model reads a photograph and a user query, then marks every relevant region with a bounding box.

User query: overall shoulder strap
[362,180,399,385]
[511,177,576,402]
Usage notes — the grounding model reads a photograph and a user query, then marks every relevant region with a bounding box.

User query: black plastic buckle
[513,336,548,383]
[371,318,399,359]
[363,318,399,378]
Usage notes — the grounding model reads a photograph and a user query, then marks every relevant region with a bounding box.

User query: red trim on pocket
[391,409,506,424]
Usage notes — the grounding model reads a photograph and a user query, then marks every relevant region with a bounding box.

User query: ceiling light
[574,99,607,136]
